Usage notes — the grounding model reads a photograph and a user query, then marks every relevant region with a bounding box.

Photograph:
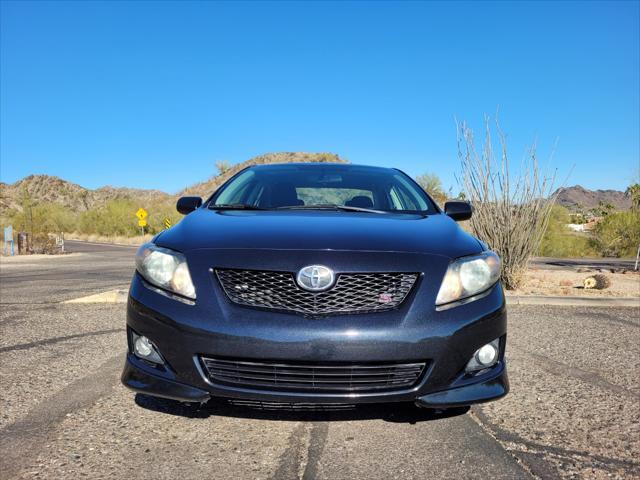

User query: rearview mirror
[177,196,203,215]
[444,201,472,222]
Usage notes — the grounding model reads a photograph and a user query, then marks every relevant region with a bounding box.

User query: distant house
[567,217,602,233]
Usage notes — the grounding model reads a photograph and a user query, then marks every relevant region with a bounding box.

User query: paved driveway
[1,244,638,479]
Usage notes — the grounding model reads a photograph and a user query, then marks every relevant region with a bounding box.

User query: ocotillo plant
[456,116,559,289]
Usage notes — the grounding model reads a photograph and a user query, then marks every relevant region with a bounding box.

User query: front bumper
[121,269,509,406]
[122,353,508,407]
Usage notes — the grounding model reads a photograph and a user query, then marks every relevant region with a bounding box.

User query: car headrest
[345,196,374,208]
[267,183,304,207]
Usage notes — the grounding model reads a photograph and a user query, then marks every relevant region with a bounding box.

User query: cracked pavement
[0,241,638,479]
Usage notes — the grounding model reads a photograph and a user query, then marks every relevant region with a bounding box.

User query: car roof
[248,163,397,174]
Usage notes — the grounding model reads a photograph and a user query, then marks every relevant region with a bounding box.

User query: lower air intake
[200,357,427,393]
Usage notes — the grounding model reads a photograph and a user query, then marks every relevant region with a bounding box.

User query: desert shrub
[78,199,140,236]
[457,116,558,289]
[592,211,640,257]
[77,198,182,236]
[415,173,447,205]
[30,233,64,254]
[144,200,182,234]
[215,160,232,176]
[9,203,78,235]
[538,206,597,257]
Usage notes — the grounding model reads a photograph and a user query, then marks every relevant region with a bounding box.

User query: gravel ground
[1,245,639,479]
[0,303,124,430]
[475,305,640,479]
[12,388,533,480]
[15,389,296,480]
[511,269,640,298]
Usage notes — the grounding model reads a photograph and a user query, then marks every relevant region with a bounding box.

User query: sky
[1,1,638,194]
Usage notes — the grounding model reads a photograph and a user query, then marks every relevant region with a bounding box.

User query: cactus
[583,274,611,290]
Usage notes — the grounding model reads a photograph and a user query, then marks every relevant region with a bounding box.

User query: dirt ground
[509,268,640,298]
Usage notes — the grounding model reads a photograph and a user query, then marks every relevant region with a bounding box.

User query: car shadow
[134,393,469,424]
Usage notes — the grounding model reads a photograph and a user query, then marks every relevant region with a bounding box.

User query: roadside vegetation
[537,206,598,257]
[2,153,639,266]
[455,116,559,289]
[6,194,182,238]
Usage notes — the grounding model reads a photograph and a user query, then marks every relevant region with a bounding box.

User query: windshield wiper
[208,203,265,210]
[276,204,390,214]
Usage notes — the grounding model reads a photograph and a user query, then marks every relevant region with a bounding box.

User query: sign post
[55,232,65,253]
[136,208,148,236]
[3,225,14,256]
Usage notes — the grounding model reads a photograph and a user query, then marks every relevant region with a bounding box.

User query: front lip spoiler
[414,367,509,408]
[121,356,210,403]
[122,352,508,407]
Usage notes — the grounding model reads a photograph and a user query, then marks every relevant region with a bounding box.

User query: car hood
[156,209,482,259]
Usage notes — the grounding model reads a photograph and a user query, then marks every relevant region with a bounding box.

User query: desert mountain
[554,185,631,212]
[179,152,346,199]
[0,152,346,215]
[0,174,170,214]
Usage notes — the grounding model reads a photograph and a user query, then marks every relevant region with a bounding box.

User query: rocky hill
[554,185,631,211]
[179,152,347,199]
[0,175,171,214]
[0,152,347,215]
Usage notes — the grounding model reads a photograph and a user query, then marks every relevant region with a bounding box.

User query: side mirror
[444,201,472,222]
[177,196,202,215]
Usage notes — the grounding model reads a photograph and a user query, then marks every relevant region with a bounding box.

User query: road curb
[64,289,129,304]
[66,239,139,248]
[506,295,640,307]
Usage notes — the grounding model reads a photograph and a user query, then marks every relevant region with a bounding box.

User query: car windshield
[208,164,438,214]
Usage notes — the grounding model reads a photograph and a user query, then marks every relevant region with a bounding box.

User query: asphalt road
[530,256,637,271]
[1,244,639,479]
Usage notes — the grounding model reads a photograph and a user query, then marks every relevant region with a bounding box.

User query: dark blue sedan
[122,163,508,409]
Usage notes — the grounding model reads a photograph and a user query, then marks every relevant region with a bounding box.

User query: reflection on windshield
[209,165,436,214]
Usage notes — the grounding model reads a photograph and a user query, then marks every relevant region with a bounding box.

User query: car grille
[215,269,418,316]
[200,357,427,393]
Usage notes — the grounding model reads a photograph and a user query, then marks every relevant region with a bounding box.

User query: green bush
[77,198,181,236]
[79,199,140,236]
[144,200,182,234]
[5,197,183,239]
[538,206,598,257]
[591,211,640,257]
[9,203,78,235]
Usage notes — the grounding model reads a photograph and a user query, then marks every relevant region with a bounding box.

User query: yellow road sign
[163,218,172,229]
[136,208,148,220]
[138,219,147,227]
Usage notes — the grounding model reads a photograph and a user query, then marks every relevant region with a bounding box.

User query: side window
[214,170,256,205]
[388,187,405,210]
[224,182,252,205]
[392,174,429,211]
[396,187,419,210]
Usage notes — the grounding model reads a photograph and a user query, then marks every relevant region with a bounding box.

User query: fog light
[131,332,164,364]
[476,343,498,366]
[465,339,500,373]
[134,336,153,357]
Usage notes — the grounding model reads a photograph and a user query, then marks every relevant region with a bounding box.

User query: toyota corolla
[122,163,508,409]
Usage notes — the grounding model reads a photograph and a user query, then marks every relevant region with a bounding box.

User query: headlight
[135,243,196,299]
[436,251,500,306]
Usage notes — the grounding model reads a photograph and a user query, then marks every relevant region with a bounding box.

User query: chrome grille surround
[215,269,418,316]
[200,357,427,393]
